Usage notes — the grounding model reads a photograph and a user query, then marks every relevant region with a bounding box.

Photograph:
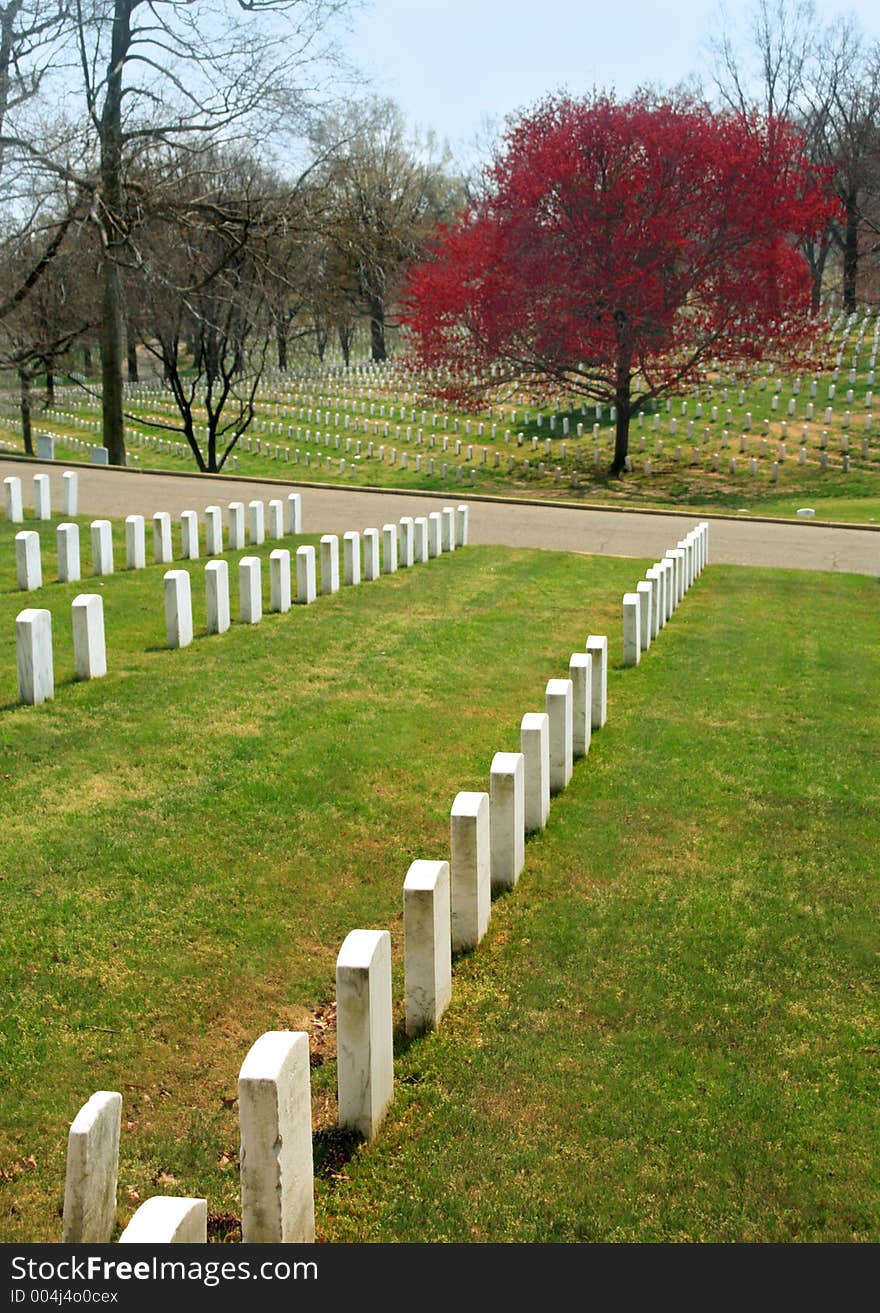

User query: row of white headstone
[14,504,471,703]
[11,495,305,703]
[54,516,713,1244]
[622,524,709,668]
[4,471,78,523]
[15,595,107,703]
[162,506,470,649]
[57,628,609,1245]
[7,477,304,591]
[57,503,474,1243]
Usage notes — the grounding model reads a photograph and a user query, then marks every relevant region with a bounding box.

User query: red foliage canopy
[402,94,840,472]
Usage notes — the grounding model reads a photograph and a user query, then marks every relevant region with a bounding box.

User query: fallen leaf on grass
[150,1171,178,1187]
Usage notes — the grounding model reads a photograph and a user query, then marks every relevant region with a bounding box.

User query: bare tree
[710,0,818,122]
[807,24,880,311]
[315,99,464,362]
[83,0,354,463]
[0,215,96,450]
[709,0,880,309]
[0,0,352,464]
[133,149,318,472]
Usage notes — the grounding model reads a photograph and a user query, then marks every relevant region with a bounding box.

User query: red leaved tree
[402,93,840,475]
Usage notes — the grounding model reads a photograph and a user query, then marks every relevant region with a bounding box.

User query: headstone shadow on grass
[312,1126,363,1181]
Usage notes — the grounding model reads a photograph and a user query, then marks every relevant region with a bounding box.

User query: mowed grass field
[0,506,878,1242]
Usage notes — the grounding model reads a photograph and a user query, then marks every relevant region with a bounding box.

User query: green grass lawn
[0,507,878,1243]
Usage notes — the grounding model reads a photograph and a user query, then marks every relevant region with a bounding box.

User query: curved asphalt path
[2,457,878,575]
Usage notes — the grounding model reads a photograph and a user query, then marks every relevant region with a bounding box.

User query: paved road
[3,458,878,575]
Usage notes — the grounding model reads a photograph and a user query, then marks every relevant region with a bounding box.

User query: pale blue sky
[340,0,880,164]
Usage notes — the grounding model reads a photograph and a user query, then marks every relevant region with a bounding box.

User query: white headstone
[398,517,414,568]
[585,635,608,729]
[412,516,429,563]
[295,545,316,604]
[72,594,107,679]
[343,531,361,586]
[227,502,245,550]
[489,751,525,892]
[520,711,550,832]
[269,548,291,613]
[36,432,55,461]
[568,652,592,756]
[61,1090,121,1242]
[456,504,469,545]
[90,520,114,576]
[441,506,456,551]
[636,581,653,651]
[204,506,223,556]
[450,790,491,953]
[381,524,398,573]
[248,500,265,546]
[685,531,698,581]
[119,1197,207,1244]
[205,559,230,634]
[4,475,23,522]
[125,515,146,570]
[268,499,284,540]
[427,511,442,557]
[623,593,641,666]
[16,607,54,704]
[238,1031,315,1243]
[180,510,199,560]
[404,859,452,1036]
[153,511,173,564]
[57,523,81,584]
[62,471,78,517]
[645,568,662,637]
[336,929,394,1141]
[320,534,339,594]
[15,530,41,591]
[33,473,51,520]
[661,554,677,614]
[545,678,573,793]
[287,493,302,534]
[362,528,380,581]
[164,570,193,648]
[664,550,681,605]
[240,556,262,623]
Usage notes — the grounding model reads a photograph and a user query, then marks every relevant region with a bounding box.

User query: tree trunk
[101,262,126,462]
[338,323,352,367]
[315,318,328,363]
[842,196,859,313]
[369,296,387,362]
[611,401,632,476]
[276,327,287,371]
[610,324,632,477]
[804,236,830,313]
[98,0,132,466]
[83,345,92,372]
[126,325,139,381]
[19,368,33,456]
[45,370,55,407]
